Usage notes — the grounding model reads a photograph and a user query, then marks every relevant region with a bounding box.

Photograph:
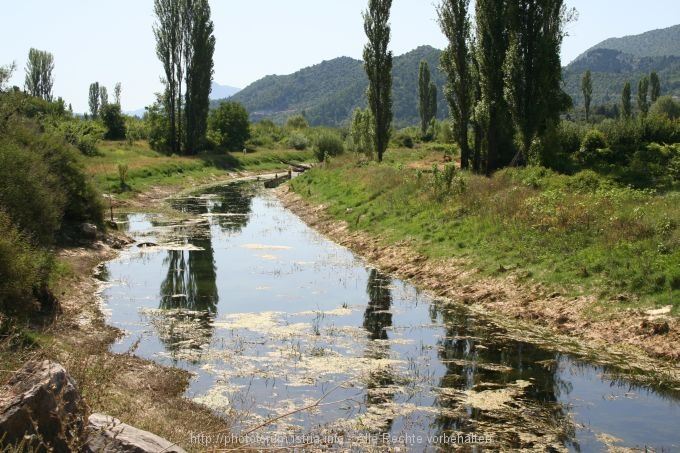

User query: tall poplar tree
[184,0,215,154]
[638,76,649,117]
[154,0,183,154]
[582,70,592,122]
[363,0,393,162]
[650,72,661,103]
[24,48,54,101]
[475,0,513,173]
[622,82,632,119]
[88,82,100,119]
[418,61,437,139]
[438,0,473,169]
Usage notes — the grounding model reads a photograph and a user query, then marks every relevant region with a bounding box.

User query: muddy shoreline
[275,185,680,385]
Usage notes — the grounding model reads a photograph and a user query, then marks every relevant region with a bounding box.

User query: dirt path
[276,185,680,383]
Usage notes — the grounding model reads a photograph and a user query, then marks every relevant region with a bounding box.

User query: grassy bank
[86,140,314,195]
[289,150,680,314]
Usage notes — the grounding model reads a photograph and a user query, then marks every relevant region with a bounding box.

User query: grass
[85,140,314,195]
[290,150,680,314]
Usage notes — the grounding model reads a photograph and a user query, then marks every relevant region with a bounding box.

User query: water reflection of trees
[432,304,578,450]
[169,182,255,234]
[153,183,258,364]
[362,269,396,435]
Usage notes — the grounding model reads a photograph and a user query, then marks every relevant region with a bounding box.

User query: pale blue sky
[1,1,679,113]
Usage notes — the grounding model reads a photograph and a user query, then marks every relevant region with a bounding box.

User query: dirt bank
[276,185,680,384]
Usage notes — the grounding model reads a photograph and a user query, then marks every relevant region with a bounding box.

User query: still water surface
[102,182,680,451]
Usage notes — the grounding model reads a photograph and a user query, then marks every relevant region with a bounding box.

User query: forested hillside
[563,24,680,107]
[223,46,448,127]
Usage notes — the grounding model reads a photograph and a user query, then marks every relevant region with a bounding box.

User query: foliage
[363,0,393,162]
[24,48,54,101]
[313,130,345,162]
[88,82,100,119]
[286,114,309,130]
[503,0,570,165]
[638,76,649,117]
[100,104,127,140]
[248,119,284,148]
[49,119,105,156]
[417,61,437,139]
[649,96,680,120]
[650,72,661,103]
[393,129,415,149]
[475,0,515,172]
[0,95,103,314]
[347,107,374,156]
[0,210,51,314]
[184,0,216,155]
[145,97,172,153]
[582,70,592,121]
[576,129,609,166]
[287,132,309,150]
[621,82,632,119]
[208,101,251,151]
[438,0,473,168]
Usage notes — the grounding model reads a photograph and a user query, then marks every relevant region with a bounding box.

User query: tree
[208,101,250,151]
[582,70,592,122]
[418,61,437,139]
[363,0,393,162]
[637,76,649,117]
[621,81,631,119]
[349,107,374,156]
[650,72,660,103]
[101,103,127,140]
[183,0,215,154]
[99,86,109,108]
[114,82,122,106]
[24,48,54,101]
[504,0,570,166]
[154,0,183,154]
[475,0,514,174]
[0,63,15,92]
[438,0,473,169]
[89,82,101,119]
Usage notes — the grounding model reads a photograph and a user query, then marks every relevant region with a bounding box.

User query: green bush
[0,210,51,313]
[49,119,105,156]
[287,132,309,150]
[649,96,680,121]
[101,104,127,140]
[314,131,344,162]
[0,121,103,245]
[208,101,251,151]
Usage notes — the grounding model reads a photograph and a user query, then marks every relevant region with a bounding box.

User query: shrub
[208,101,251,151]
[649,95,680,121]
[101,104,127,140]
[314,131,344,162]
[50,119,104,156]
[285,114,309,130]
[287,132,309,150]
[0,210,52,313]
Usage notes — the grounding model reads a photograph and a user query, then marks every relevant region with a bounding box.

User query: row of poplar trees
[363,0,571,173]
[438,0,572,175]
[153,0,215,155]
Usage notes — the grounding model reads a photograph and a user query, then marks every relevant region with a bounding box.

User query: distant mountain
[220,46,448,127]
[210,82,240,100]
[563,24,680,107]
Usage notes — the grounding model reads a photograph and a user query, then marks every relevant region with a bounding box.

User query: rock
[0,360,88,452]
[85,413,187,453]
[81,223,99,239]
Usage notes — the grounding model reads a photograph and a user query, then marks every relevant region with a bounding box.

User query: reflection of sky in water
[102,183,680,451]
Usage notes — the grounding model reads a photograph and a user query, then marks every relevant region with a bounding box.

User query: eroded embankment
[276,185,680,385]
